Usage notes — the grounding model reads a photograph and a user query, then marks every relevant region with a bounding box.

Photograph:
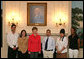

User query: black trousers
[30,52,39,58]
[38,51,43,58]
[8,46,18,58]
[18,51,29,58]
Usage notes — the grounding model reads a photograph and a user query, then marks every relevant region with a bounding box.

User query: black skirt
[18,50,29,58]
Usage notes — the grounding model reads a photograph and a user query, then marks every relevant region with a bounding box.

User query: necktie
[45,37,49,50]
[62,36,64,41]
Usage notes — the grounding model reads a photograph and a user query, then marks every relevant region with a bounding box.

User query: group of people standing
[7,24,80,58]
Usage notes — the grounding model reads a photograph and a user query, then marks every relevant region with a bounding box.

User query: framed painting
[27,3,47,26]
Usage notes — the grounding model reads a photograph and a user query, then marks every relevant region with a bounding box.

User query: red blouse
[28,34,41,52]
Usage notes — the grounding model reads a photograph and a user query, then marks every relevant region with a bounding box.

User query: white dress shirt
[56,37,68,53]
[42,36,55,53]
[7,31,19,48]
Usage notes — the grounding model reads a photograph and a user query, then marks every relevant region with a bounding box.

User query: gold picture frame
[27,3,47,26]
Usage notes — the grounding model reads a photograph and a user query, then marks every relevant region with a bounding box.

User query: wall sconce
[8,17,18,26]
[7,12,20,26]
[56,19,65,27]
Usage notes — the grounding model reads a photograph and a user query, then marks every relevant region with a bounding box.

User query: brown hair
[46,29,51,33]
[32,27,38,31]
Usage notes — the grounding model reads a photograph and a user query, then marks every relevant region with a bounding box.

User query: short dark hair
[60,29,65,34]
[72,27,77,34]
[20,30,27,37]
[32,27,38,31]
[72,27,76,32]
[11,23,16,28]
[46,29,51,33]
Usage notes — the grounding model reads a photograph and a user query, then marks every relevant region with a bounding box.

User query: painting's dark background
[30,6,44,23]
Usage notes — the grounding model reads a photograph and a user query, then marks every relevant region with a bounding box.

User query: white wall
[5,1,71,34]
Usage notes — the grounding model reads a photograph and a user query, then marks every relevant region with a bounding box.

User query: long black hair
[20,30,27,37]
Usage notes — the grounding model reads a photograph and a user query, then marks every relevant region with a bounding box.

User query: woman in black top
[68,27,80,58]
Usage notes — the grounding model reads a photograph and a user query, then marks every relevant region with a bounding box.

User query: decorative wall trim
[6,33,68,36]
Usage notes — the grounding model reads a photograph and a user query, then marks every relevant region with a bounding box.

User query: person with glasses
[42,29,55,58]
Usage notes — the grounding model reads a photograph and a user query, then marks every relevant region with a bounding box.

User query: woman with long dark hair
[18,30,28,58]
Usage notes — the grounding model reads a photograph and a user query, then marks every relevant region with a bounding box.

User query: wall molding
[6,33,68,36]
